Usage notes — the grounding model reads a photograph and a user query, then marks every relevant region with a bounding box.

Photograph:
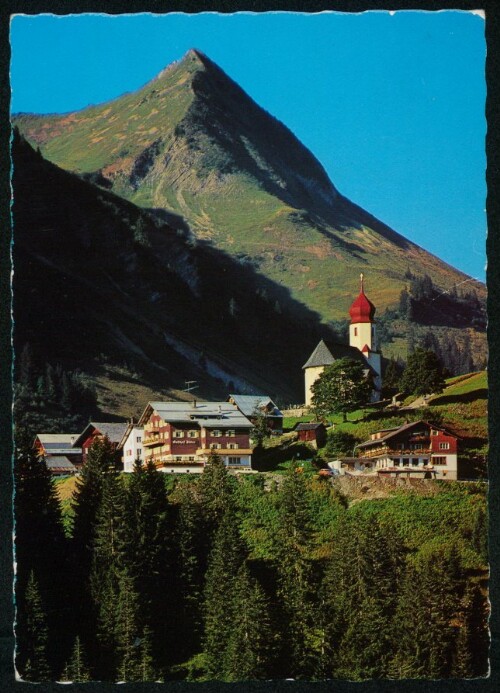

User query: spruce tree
[274,464,318,678]
[115,571,144,682]
[60,636,91,682]
[16,571,51,682]
[198,452,235,532]
[390,545,464,678]
[223,562,274,681]
[173,481,206,661]
[70,435,120,664]
[14,443,70,675]
[123,459,171,671]
[202,504,246,679]
[90,469,128,679]
[71,436,119,571]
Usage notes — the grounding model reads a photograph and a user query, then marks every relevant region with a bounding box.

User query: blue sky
[10,11,486,282]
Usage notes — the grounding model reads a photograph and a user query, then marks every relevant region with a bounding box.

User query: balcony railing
[143,436,166,446]
[196,448,253,456]
[360,445,431,458]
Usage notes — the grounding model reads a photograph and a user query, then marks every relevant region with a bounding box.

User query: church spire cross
[360,273,364,293]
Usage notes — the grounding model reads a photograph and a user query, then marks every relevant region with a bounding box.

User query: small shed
[294,422,327,448]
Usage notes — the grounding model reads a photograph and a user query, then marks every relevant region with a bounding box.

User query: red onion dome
[349,274,376,323]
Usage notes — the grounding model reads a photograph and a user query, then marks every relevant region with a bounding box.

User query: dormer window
[173,430,184,438]
[188,430,199,438]
[211,430,222,437]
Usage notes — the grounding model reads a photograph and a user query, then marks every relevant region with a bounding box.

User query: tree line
[14,343,98,437]
[15,438,488,683]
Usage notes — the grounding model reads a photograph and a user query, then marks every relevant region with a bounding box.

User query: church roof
[302,339,368,369]
[349,274,376,324]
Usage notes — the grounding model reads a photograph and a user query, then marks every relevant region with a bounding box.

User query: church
[303,274,382,406]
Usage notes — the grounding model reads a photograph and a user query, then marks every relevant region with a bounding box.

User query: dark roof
[74,421,128,446]
[228,394,283,418]
[295,422,326,431]
[45,456,77,472]
[302,339,371,369]
[357,420,459,449]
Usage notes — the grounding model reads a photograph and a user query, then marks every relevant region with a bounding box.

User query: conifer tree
[115,571,144,682]
[60,636,91,682]
[198,452,235,532]
[16,571,51,682]
[123,458,171,670]
[71,436,119,570]
[173,481,206,659]
[390,545,464,678]
[274,464,318,678]
[223,562,274,681]
[90,468,128,679]
[202,504,246,679]
[14,443,70,675]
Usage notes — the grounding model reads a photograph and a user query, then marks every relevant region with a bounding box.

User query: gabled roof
[45,456,77,472]
[34,433,82,455]
[295,422,326,431]
[117,423,144,450]
[228,394,283,418]
[303,339,371,370]
[74,421,128,447]
[357,420,459,449]
[139,401,253,428]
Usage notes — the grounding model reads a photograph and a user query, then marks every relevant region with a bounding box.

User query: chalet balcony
[147,455,204,467]
[196,448,253,456]
[361,446,431,458]
[143,436,165,447]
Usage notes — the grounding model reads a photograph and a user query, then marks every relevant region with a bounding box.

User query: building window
[137,448,142,456]
[188,430,199,438]
[433,457,447,466]
[228,443,239,450]
[231,457,242,464]
[431,430,439,436]
[439,442,450,450]
[211,430,222,437]
[210,443,222,450]
[175,456,182,462]
[354,327,358,336]
[188,456,195,462]
[173,430,184,438]
[402,458,410,466]
[136,436,142,442]
[226,429,236,437]
[411,459,419,466]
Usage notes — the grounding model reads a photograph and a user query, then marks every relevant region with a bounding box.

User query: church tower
[349,274,382,398]
[303,275,383,406]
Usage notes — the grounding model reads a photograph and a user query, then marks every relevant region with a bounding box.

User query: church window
[354,327,358,336]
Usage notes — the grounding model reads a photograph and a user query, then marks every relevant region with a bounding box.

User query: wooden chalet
[355,420,459,479]
[138,400,254,474]
[33,433,82,475]
[73,421,128,465]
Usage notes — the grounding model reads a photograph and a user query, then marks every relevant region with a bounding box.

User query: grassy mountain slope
[14,49,486,328]
[13,134,337,407]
